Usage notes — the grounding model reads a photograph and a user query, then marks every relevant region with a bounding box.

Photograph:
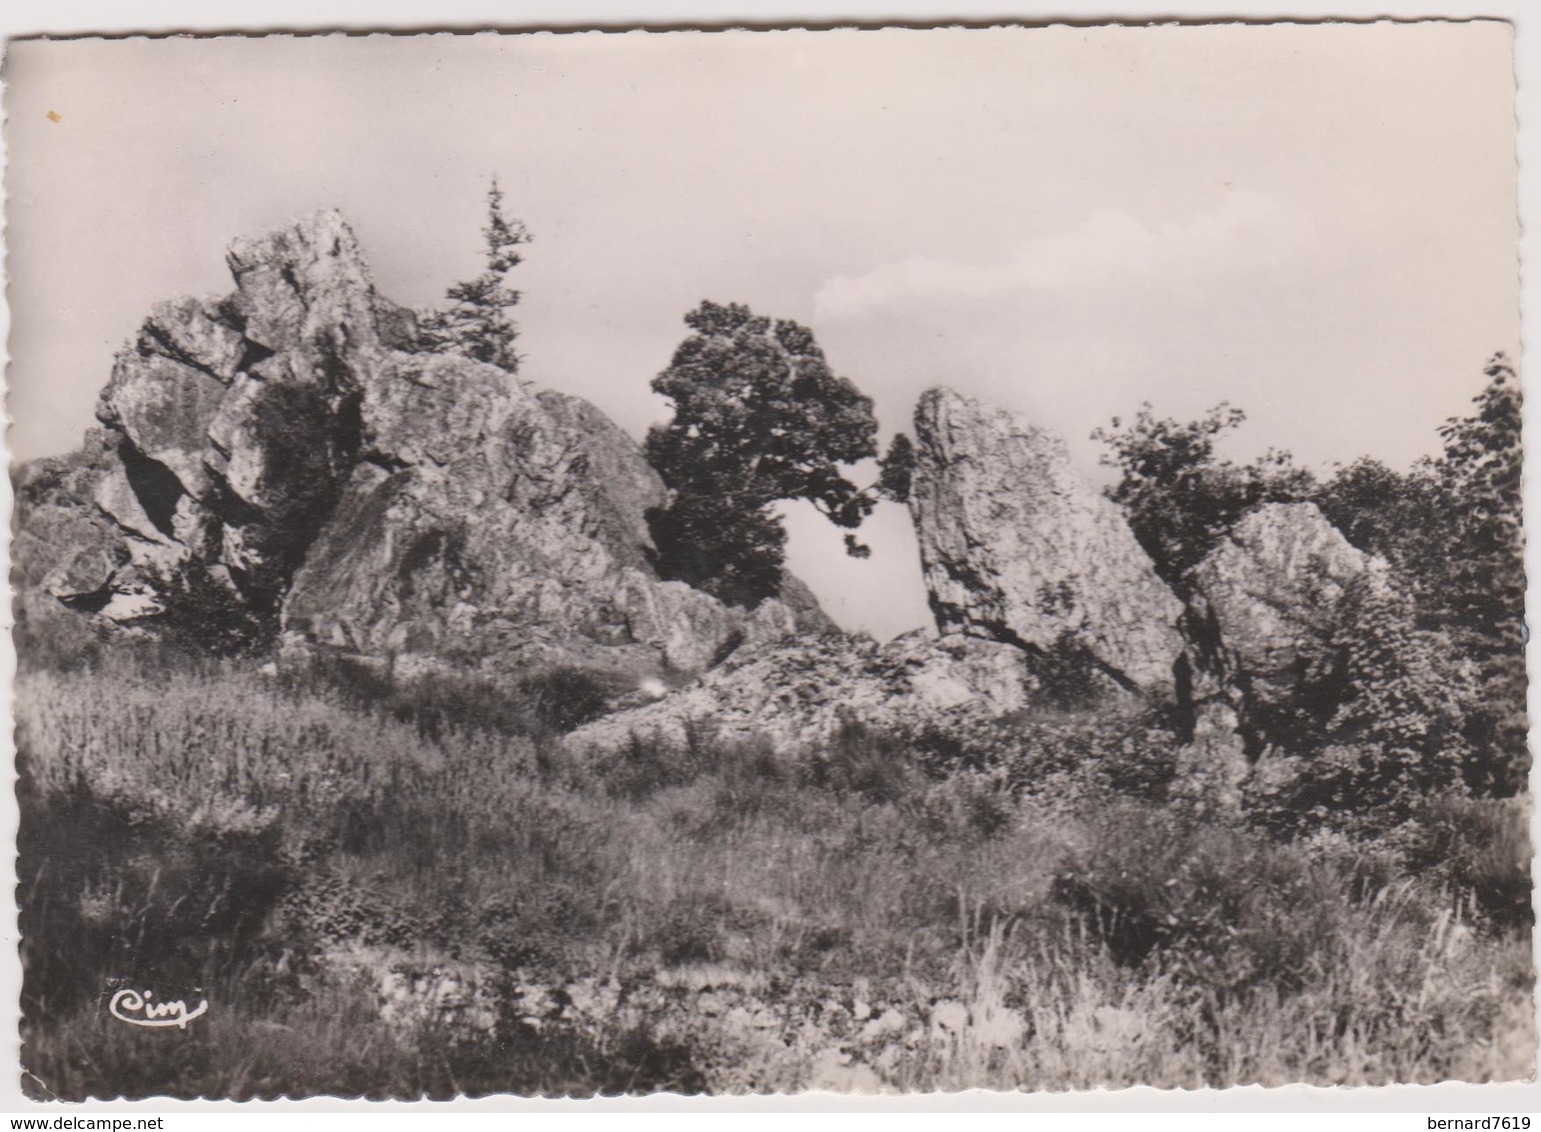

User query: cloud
[814,190,1296,320]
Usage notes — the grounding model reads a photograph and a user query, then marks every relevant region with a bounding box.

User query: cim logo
[108,987,208,1030]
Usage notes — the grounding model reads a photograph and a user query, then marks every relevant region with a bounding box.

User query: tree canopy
[644,301,907,606]
[1092,403,1315,590]
[1097,353,1526,803]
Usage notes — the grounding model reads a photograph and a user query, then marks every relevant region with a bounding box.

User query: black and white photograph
[4,18,1532,1101]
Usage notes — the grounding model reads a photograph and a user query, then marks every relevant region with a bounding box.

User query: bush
[1394,795,1533,932]
[906,710,1179,808]
[284,653,614,740]
[1049,804,1406,1002]
[517,667,613,733]
[601,722,718,802]
[804,720,926,807]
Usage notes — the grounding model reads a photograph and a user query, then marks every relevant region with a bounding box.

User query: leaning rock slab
[909,387,1184,694]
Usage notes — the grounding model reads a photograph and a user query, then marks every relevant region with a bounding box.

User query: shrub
[517,667,613,733]
[602,723,717,802]
[804,720,926,807]
[906,710,1179,808]
[1093,403,1315,591]
[1049,804,1403,1003]
[284,653,614,740]
[1394,795,1533,932]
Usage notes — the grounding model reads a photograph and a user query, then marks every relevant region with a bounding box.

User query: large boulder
[563,632,1035,757]
[909,387,1184,694]
[91,210,391,620]
[279,349,801,677]
[26,209,826,680]
[1185,501,1382,754]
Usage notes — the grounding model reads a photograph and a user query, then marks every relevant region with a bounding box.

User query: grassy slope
[15,652,1535,1099]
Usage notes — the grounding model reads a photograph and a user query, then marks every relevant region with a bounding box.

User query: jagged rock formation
[16,212,1399,804]
[564,632,1034,757]
[12,434,138,624]
[565,400,1384,776]
[16,209,826,679]
[909,387,1185,694]
[87,211,390,625]
[1184,501,1381,754]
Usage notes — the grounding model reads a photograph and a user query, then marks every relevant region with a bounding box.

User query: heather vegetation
[16,645,1532,1098]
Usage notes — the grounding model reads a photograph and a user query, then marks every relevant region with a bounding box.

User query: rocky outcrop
[564,632,1034,756]
[1184,501,1381,755]
[23,209,824,679]
[909,388,1184,694]
[89,210,391,622]
[12,435,138,626]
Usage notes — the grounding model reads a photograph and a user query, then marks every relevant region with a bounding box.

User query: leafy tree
[1317,354,1521,656]
[1246,566,1478,833]
[877,433,915,506]
[1321,355,1527,797]
[1314,457,1445,606]
[647,492,790,608]
[1434,353,1524,645]
[1092,403,1316,590]
[418,177,531,374]
[644,301,905,606]
[1430,354,1526,795]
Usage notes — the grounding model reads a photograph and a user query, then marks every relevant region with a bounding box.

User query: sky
[4,23,1519,640]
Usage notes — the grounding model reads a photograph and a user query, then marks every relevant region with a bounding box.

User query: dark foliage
[1093,403,1316,591]
[283,653,614,740]
[417,178,532,374]
[1314,457,1446,608]
[156,567,275,656]
[645,492,789,609]
[877,432,916,504]
[644,301,906,604]
[1396,796,1533,932]
[1433,355,1527,796]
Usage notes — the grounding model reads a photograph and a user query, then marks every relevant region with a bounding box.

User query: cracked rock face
[13,434,131,620]
[90,209,383,620]
[1185,501,1381,750]
[18,209,824,679]
[563,632,1035,757]
[908,387,1185,695]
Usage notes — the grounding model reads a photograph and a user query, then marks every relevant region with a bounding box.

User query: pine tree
[418,178,531,374]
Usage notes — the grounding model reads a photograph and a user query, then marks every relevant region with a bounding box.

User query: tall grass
[15,650,1534,1098]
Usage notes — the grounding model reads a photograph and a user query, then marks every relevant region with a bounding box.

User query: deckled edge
[0,14,1534,1116]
